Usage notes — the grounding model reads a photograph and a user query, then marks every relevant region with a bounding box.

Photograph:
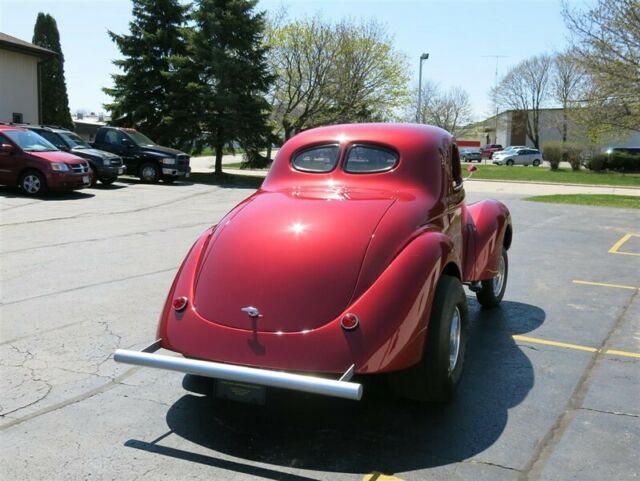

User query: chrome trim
[240,306,261,318]
[113,344,363,401]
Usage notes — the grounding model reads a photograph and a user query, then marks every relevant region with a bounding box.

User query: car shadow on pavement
[127,299,544,475]
[0,186,95,200]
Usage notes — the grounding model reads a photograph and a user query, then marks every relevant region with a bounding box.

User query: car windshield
[4,130,58,152]
[126,130,155,146]
[59,131,91,149]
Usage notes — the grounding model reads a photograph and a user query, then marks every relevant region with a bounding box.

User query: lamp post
[416,52,429,123]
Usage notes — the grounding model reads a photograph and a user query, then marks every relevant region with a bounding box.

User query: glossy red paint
[156,123,512,374]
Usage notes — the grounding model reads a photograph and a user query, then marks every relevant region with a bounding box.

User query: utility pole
[416,53,429,123]
[482,55,508,145]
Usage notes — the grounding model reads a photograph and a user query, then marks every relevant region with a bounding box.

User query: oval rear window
[345,145,398,173]
[292,145,340,173]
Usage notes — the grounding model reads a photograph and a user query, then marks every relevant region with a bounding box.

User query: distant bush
[585,153,606,171]
[541,141,563,171]
[542,141,586,171]
[606,152,640,173]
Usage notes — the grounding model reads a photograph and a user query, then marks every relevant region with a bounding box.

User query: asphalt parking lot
[1,178,638,481]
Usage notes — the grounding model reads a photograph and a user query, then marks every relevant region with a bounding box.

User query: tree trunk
[266,143,272,161]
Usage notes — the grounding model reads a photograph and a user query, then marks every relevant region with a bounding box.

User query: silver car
[493,148,542,166]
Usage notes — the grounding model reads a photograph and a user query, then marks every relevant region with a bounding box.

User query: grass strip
[525,194,640,209]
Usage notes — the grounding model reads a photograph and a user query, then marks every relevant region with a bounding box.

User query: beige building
[469,108,640,149]
[0,32,55,125]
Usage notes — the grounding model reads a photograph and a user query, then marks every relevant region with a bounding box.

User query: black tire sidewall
[422,275,469,401]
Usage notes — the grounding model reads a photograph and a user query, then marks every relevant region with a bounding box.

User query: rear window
[344,145,398,173]
[292,145,340,172]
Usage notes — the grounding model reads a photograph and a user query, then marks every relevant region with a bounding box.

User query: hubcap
[142,166,156,180]
[493,254,506,297]
[23,175,41,194]
[448,306,461,374]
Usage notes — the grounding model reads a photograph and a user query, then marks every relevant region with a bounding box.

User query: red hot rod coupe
[115,123,512,403]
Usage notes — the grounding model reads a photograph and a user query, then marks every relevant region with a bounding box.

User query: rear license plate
[82,176,90,184]
[215,380,266,405]
[185,172,190,178]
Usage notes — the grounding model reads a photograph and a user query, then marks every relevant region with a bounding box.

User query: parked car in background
[114,123,513,407]
[480,144,503,159]
[25,125,124,186]
[496,145,528,154]
[0,124,91,195]
[93,127,190,183]
[459,147,482,162]
[493,148,542,166]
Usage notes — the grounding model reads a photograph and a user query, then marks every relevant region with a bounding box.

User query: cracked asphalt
[1,178,638,481]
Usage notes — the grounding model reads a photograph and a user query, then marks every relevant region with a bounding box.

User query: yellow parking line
[513,335,597,353]
[513,335,640,359]
[363,474,405,481]
[572,280,639,290]
[608,233,640,256]
[605,349,640,359]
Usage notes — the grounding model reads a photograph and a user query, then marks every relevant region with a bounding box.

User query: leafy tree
[104,0,193,149]
[563,0,640,133]
[267,16,409,140]
[412,81,473,135]
[32,13,73,129]
[494,54,553,149]
[187,0,273,174]
[551,51,586,145]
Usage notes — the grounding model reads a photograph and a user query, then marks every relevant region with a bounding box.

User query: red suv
[0,125,92,195]
[480,144,503,159]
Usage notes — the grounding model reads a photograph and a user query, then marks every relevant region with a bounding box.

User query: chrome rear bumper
[113,340,363,401]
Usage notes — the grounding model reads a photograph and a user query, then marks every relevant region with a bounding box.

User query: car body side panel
[156,229,457,374]
[464,200,512,280]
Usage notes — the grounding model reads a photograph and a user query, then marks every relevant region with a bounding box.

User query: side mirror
[122,138,133,148]
[59,145,71,152]
[465,164,477,179]
[1,143,13,154]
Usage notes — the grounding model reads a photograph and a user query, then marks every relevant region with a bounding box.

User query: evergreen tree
[32,13,73,129]
[188,0,273,174]
[104,0,193,149]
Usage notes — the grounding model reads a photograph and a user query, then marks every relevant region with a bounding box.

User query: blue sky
[0,0,577,120]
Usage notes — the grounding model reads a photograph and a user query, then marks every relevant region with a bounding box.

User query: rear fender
[465,200,511,281]
[355,231,459,372]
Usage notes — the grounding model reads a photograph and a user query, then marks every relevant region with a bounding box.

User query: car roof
[0,124,29,132]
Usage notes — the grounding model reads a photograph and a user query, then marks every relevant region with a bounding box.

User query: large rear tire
[390,275,469,403]
[476,247,508,308]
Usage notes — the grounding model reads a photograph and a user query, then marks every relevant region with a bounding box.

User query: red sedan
[115,123,512,404]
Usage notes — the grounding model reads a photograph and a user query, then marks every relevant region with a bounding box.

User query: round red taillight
[173,296,188,312]
[341,313,359,330]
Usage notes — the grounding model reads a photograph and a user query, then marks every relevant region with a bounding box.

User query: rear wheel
[390,275,469,403]
[139,162,160,183]
[476,247,508,308]
[19,170,47,196]
[100,177,115,186]
[533,159,540,166]
[506,159,514,166]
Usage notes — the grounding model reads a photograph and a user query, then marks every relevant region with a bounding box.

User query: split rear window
[345,145,398,173]
[291,144,398,173]
[292,145,340,172]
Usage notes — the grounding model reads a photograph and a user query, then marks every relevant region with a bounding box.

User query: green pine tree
[188,0,273,174]
[104,0,193,149]
[32,13,73,129]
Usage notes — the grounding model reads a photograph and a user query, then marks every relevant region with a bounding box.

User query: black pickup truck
[92,127,190,183]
